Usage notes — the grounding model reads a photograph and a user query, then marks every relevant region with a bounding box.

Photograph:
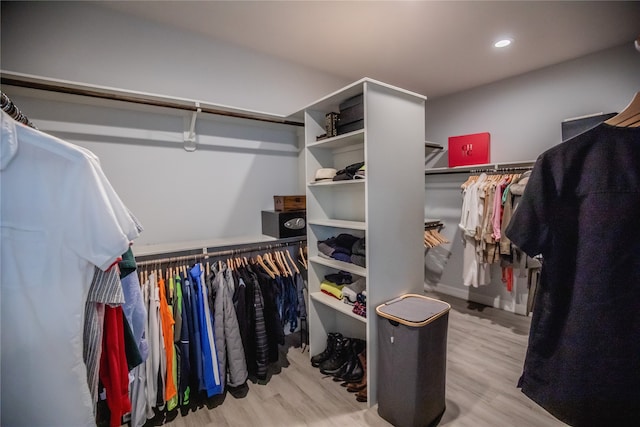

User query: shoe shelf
[308,256,367,277]
[310,292,366,324]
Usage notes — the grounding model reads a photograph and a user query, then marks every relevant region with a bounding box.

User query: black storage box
[338,94,364,135]
[376,294,451,427]
[261,210,306,238]
[561,112,616,141]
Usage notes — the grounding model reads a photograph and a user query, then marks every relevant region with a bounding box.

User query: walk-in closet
[2,2,640,427]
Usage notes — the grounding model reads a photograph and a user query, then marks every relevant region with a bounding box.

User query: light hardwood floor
[163,291,566,427]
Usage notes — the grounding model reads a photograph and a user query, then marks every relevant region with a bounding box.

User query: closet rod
[469,166,533,174]
[1,73,304,127]
[135,239,306,267]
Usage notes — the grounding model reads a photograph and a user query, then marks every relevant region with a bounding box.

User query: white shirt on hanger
[0,111,139,427]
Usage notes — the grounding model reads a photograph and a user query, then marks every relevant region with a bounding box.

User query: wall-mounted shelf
[425,141,444,150]
[425,160,536,175]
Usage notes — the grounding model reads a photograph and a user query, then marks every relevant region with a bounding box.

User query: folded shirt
[332,252,352,263]
[320,281,344,300]
[324,271,353,285]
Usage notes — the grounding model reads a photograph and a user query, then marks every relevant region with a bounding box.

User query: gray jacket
[209,266,248,388]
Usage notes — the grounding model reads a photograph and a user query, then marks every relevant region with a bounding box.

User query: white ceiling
[103,1,640,99]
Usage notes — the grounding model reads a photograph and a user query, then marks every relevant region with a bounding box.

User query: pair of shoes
[319,336,352,375]
[333,339,365,383]
[345,350,367,397]
[311,332,342,367]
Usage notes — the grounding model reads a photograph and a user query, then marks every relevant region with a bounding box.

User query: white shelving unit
[300,78,426,406]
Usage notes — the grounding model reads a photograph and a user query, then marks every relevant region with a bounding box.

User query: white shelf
[310,292,366,323]
[308,179,365,187]
[309,256,367,277]
[308,219,367,230]
[307,129,364,150]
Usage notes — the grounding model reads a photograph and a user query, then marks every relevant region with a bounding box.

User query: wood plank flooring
[162,291,566,427]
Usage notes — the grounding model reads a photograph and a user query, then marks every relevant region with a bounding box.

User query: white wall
[425,43,640,165]
[1,1,349,116]
[424,44,640,312]
[1,1,350,249]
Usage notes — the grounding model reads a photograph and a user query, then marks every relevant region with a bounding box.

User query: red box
[448,132,490,167]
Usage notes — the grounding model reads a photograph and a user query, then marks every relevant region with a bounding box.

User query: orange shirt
[157,277,177,401]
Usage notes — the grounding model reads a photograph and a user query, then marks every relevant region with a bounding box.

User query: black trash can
[376,294,451,427]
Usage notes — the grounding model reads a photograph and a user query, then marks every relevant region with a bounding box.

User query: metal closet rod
[469,166,533,173]
[0,75,304,127]
[135,238,307,267]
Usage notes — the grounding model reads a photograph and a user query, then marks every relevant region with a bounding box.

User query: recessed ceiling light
[494,39,512,48]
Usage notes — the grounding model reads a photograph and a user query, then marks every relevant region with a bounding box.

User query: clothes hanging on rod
[458,170,538,289]
[504,117,640,426]
[123,243,308,427]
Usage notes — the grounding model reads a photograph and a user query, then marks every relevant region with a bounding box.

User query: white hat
[315,168,337,181]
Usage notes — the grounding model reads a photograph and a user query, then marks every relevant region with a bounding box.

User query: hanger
[298,245,307,269]
[265,252,281,276]
[605,92,640,127]
[286,249,300,274]
[279,251,293,276]
[278,252,290,276]
[256,254,276,279]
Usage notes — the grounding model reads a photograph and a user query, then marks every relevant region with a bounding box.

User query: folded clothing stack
[320,280,345,300]
[342,277,366,304]
[319,271,367,305]
[318,233,366,267]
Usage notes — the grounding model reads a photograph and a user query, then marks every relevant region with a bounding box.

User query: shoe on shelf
[356,386,367,403]
[311,332,342,367]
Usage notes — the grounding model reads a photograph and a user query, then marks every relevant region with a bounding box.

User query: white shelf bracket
[183,102,201,152]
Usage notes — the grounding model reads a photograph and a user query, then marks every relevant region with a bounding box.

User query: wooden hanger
[280,251,293,276]
[279,251,291,276]
[286,250,300,274]
[273,252,285,276]
[605,92,640,127]
[256,254,276,279]
[298,246,307,269]
[266,253,281,276]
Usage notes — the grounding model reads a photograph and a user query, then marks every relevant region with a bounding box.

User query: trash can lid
[376,294,451,327]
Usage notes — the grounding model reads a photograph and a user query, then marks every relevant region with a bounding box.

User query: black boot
[319,337,351,375]
[311,332,342,367]
[334,339,365,382]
